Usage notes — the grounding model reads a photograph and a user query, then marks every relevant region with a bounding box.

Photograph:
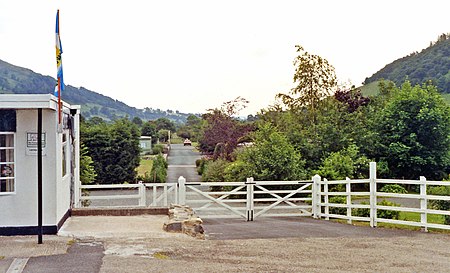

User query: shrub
[353,200,400,219]
[152,144,164,155]
[380,184,407,194]
[196,158,209,175]
[328,196,347,215]
[428,185,450,225]
[202,159,229,182]
[148,154,168,183]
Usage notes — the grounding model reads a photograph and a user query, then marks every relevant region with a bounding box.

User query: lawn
[136,157,153,177]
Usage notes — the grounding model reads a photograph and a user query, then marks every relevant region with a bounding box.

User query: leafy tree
[277,45,337,118]
[149,154,168,183]
[155,117,176,132]
[314,144,369,180]
[177,114,203,141]
[199,109,252,160]
[225,123,306,181]
[132,116,143,127]
[199,98,252,160]
[81,118,141,184]
[79,144,96,185]
[141,121,157,142]
[376,81,450,180]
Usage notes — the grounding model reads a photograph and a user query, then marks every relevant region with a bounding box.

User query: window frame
[0,132,16,195]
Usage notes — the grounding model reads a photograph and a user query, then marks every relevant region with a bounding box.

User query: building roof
[0,94,80,111]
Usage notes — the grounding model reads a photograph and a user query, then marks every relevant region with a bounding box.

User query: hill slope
[0,59,192,123]
[364,33,450,93]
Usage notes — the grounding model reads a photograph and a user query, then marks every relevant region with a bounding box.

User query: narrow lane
[166,144,202,183]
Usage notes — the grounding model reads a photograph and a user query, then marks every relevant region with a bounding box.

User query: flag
[55,9,64,96]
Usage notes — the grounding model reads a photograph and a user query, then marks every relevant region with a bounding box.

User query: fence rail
[315,162,450,231]
[75,162,449,231]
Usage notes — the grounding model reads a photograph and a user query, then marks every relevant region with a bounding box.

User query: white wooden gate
[178,177,313,220]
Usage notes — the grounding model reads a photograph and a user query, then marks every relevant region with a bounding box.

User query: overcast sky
[0,0,448,116]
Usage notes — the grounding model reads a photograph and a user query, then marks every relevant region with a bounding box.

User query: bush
[380,184,407,194]
[202,159,229,182]
[147,154,168,183]
[196,158,209,175]
[152,144,164,155]
[428,185,450,225]
[328,196,347,215]
[353,200,400,219]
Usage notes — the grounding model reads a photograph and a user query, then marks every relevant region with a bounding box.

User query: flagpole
[58,77,62,126]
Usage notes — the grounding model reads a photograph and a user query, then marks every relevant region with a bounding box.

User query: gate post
[178,176,186,205]
[246,177,255,221]
[312,175,321,219]
[420,176,428,232]
[138,182,146,207]
[369,162,377,227]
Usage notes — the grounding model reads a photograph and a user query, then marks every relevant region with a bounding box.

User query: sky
[0,0,449,116]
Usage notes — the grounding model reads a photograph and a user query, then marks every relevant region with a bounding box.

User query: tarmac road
[166,144,202,183]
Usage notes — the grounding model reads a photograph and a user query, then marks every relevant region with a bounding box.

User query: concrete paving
[58,215,187,240]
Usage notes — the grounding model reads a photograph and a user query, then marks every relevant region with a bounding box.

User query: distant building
[0,94,80,235]
[139,136,152,155]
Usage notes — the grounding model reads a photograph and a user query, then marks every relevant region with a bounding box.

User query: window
[0,133,15,193]
[62,132,68,177]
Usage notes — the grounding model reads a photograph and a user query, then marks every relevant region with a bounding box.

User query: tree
[132,116,143,127]
[155,117,176,132]
[199,109,252,160]
[141,121,157,138]
[376,81,450,180]
[199,98,252,160]
[226,123,306,181]
[79,144,96,185]
[81,118,141,184]
[277,45,337,118]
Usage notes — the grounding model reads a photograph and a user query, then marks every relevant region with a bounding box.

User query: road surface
[166,144,202,183]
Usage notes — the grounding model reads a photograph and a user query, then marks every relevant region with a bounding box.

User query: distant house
[139,136,152,155]
[0,94,80,235]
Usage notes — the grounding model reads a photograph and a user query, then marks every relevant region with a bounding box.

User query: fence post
[369,162,377,228]
[138,182,146,207]
[178,176,186,205]
[324,178,329,220]
[420,176,428,232]
[312,175,321,219]
[346,177,352,224]
[246,177,255,221]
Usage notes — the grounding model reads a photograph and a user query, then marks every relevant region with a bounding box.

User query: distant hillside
[0,59,193,123]
[364,33,450,93]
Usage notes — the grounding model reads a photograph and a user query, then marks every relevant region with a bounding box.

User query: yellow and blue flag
[55,9,64,95]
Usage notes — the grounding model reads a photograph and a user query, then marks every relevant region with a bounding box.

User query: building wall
[0,109,61,227]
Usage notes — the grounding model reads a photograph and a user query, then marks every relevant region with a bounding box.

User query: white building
[0,94,80,235]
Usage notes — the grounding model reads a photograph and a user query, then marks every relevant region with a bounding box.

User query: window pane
[0,134,14,193]
[0,110,16,132]
[1,164,14,177]
[0,149,14,163]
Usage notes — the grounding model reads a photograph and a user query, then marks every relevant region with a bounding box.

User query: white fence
[77,183,178,208]
[178,177,313,220]
[313,162,450,231]
[76,162,450,231]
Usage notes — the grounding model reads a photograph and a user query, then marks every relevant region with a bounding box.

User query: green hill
[364,33,450,93]
[0,59,192,123]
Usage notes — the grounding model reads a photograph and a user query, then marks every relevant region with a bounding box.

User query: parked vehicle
[183,139,192,146]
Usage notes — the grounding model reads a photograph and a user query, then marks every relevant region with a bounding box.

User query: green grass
[442,93,450,105]
[170,133,184,144]
[333,210,449,233]
[359,81,450,106]
[136,157,153,177]
[359,81,381,96]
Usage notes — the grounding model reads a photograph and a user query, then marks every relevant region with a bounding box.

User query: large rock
[163,204,204,239]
